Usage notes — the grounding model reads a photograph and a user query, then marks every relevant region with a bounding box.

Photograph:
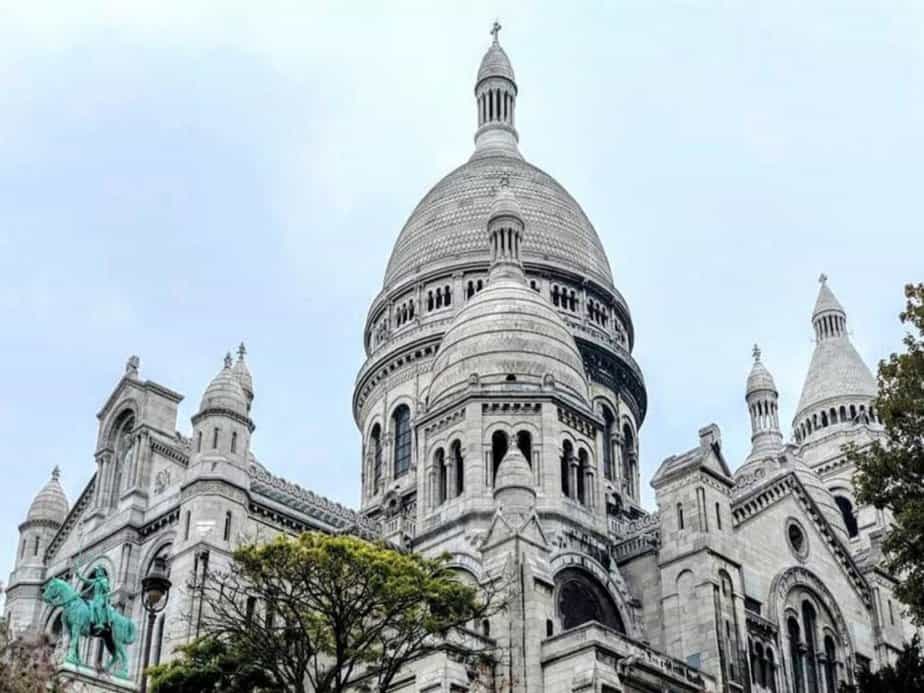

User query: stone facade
[3,29,915,693]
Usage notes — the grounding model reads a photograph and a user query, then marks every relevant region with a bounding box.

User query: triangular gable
[44,474,97,567]
[732,471,872,607]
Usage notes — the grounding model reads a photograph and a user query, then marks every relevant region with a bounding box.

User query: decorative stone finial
[224,352,233,369]
[237,342,247,360]
[753,344,761,363]
[51,466,61,481]
[819,272,828,285]
[490,20,502,43]
[125,355,140,377]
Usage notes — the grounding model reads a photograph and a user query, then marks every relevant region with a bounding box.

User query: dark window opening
[516,430,532,463]
[835,496,859,538]
[393,405,412,477]
[491,430,508,482]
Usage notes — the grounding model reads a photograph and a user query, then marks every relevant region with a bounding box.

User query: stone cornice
[191,407,255,433]
[150,438,190,466]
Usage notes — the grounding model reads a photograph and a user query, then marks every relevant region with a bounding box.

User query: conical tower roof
[794,277,877,424]
[200,353,249,417]
[26,466,69,525]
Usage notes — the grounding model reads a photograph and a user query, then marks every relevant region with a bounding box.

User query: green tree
[849,283,924,622]
[150,532,497,693]
[146,637,279,693]
[840,635,924,693]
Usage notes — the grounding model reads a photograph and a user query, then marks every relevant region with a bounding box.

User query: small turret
[191,352,253,466]
[472,22,521,159]
[14,467,68,572]
[745,345,783,461]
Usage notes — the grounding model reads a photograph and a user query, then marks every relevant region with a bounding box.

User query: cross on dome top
[819,272,828,285]
[490,20,502,43]
[752,344,761,363]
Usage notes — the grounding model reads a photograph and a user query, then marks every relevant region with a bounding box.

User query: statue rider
[75,562,112,634]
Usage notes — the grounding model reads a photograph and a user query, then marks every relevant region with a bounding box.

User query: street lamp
[139,556,171,693]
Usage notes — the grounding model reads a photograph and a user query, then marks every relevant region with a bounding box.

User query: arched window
[555,567,625,634]
[516,430,532,464]
[452,440,463,496]
[824,635,837,693]
[622,424,635,498]
[834,496,859,538]
[212,427,219,449]
[392,406,412,477]
[112,413,136,508]
[33,535,40,556]
[491,430,508,482]
[788,617,804,693]
[802,602,820,693]
[577,449,589,505]
[467,281,475,299]
[436,448,447,505]
[230,431,238,454]
[839,405,847,422]
[444,285,452,306]
[223,511,232,541]
[677,503,684,530]
[370,424,383,494]
[561,440,573,497]
[767,648,777,692]
[601,405,615,481]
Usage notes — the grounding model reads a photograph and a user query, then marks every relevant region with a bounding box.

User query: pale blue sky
[1,2,922,587]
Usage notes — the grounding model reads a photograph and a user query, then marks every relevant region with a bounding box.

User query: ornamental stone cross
[491,21,502,42]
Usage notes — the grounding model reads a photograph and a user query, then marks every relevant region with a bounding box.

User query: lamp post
[139,556,171,693]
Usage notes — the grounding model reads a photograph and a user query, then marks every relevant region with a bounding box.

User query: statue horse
[42,578,137,678]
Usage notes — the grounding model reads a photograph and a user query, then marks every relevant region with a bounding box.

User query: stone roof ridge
[247,461,364,526]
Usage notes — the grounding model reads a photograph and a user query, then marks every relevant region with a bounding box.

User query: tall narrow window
[601,405,615,481]
[491,430,508,482]
[223,511,232,541]
[824,636,837,693]
[392,405,412,477]
[184,510,191,541]
[33,536,40,556]
[577,449,589,505]
[212,427,219,449]
[835,496,859,538]
[196,431,202,452]
[230,431,238,454]
[436,448,447,505]
[245,596,256,624]
[802,602,819,693]
[677,503,684,530]
[516,430,532,464]
[715,502,723,530]
[452,440,463,496]
[370,424,383,494]
[561,441,573,497]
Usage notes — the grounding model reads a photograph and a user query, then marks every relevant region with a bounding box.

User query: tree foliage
[150,532,497,693]
[848,283,924,622]
[146,636,279,693]
[840,635,924,693]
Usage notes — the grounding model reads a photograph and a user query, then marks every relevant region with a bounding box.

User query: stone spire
[25,467,69,525]
[794,275,878,443]
[745,345,783,460]
[472,22,521,159]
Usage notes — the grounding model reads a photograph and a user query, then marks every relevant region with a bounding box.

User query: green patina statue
[42,561,137,678]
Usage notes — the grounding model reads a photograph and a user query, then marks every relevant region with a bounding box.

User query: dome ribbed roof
[794,338,877,417]
[477,41,515,85]
[746,350,777,395]
[201,354,249,416]
[428,272,589,410]
[26,467,69,524]
[383,156,614,289]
